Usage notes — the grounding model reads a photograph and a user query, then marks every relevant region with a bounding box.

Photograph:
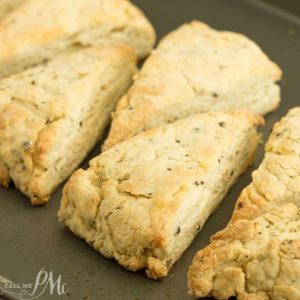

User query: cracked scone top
[103,21,282,150]
[0,0,155,78]
[188,107,300,300]
[0,45,137,204]
[59,109,263,279]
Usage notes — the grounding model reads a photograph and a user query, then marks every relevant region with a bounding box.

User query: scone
[188,107,300,299]
[103,21,282,150]
[0,0,155,78]
[0,0,23,19]
[58,110,264,279]
[0,45,136,204]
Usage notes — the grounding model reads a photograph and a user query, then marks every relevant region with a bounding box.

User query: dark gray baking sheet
[0,0,300,299]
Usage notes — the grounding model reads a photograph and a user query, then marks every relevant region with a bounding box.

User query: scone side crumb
[61,110,264,279]
[188,107,300,299]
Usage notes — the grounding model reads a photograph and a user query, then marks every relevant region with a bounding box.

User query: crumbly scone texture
[103,21,282,151]
[188,107,300,300]
[0,0,23,19]
[0,0,155,78]
[0,45,136,204]
[59,110,263,279]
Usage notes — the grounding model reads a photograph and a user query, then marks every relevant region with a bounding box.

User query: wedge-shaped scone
[189,107,300,300]
[0,45,136,204]
[0,0,155,78]
[103,21,281,150]
[0,0,23,19]
[58,110,263,279]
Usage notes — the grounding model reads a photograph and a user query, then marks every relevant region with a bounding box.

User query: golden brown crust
[0,159,9,187]
[188,107,300,299]
[0,0,155,78]
[232,107,300,222]
[59,109,263,279]
[0,45,136,204]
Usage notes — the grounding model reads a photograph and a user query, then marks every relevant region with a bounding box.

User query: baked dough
[58,110,263,279]
[103,21,281,151]
[0,0,155,78]
[0,0,23,19]
[0,45,136,204]
[188,107,300,299]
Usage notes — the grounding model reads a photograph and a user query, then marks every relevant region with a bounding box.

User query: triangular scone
[0,45,136,204]
[188,107,300,300]
[0,0,155,78]
[103,21,281,150]
[58,110,263,279]
[0,0,22,19]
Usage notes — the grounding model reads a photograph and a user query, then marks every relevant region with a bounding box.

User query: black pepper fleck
[176,227,181,235]
[218,121,226,128]
[23,141,32,151]
[196,224,202,231]
[166,258,172,267]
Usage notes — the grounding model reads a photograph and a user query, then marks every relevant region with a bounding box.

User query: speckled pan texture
[0,0,299,300]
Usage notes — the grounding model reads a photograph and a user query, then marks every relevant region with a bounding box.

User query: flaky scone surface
[103,21,281,150]
[0,0,155,78]
[59,110,263,279]
[188,107,300,300]
[0,45,136,204]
